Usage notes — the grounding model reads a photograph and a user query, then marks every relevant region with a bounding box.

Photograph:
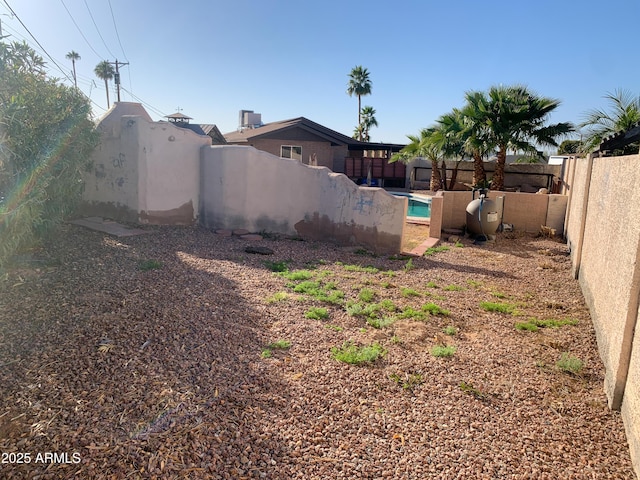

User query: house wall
[428,190,563,237]
[564,154,640,476]
[200,145,406,254]
[248,138,335,169]
[82,102,212,224]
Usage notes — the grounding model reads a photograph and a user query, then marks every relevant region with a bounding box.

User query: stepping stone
[232,229,250,236]
[215,229,233,237]
[240,234,263,241]
[245,246,274,255]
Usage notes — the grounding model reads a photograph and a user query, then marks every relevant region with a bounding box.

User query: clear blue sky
[4,0,639,144]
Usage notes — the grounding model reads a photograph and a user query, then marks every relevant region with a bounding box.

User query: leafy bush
[0,41,100,266]
[331,341,386,365]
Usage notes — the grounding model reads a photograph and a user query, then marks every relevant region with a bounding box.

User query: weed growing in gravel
[366,316,396,329]
[261,349,273,358]
[459,381,486,400]
[354,248,377,257]
[424,246,450,256]
[443,326,457,336]
[138,259,162,271]
[422,303,450,316]
[397,306,427,320]
[268,340,291,350]
[305,307,329,320]
[480,301,517,314]
[331,341,386,365]
[401,287,421,298]
[454,241,464,248]
[358,288,376,303]
[280,270,314,281]
[292,280,344,304]
[325,324,343,332]
[444,284,464,292]
[381,270,397,277]
[403,258,415,272]
[266,291,289,303]
[426,281,439,289]
[492,291,507,299]
[431,345,456,357]
[390,335,402,344]
[466,279,483,288]
[556,352,584,374]
[515,317,578,332]
[379,299,397,312]
[346,301,380,318]
[343,264,380,274]
[390,372,424,392]
[264,260,290,272]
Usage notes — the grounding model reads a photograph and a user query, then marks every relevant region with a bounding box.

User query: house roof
[597,122,640,153]
[224,116,405,152]
[199,124,227,144]
[165,112,193,122]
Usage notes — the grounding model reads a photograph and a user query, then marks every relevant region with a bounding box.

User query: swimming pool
[392,193,431,218]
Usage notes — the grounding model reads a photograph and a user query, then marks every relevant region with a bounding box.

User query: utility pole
[108,59,129,102]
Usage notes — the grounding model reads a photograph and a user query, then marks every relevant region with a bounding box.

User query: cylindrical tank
[466,196,500,237]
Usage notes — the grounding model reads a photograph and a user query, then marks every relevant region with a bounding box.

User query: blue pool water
[392,193,431,218]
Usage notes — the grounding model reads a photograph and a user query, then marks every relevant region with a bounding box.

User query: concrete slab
[406,237,440,257]
[70,218,150,237]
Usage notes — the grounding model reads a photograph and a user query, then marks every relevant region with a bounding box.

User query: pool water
[407,199,431,218]
[392,193,431,218]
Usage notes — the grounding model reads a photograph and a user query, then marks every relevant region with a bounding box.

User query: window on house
[281,145,302,161]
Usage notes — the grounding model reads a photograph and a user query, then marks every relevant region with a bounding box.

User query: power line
[107,0,127,61]
[58,0,102,59]
[120,87,167,119]
[83,0,116,59]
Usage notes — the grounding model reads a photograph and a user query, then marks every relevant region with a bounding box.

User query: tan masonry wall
[564,154,640,476]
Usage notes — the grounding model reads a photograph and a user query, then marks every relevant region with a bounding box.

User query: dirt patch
[403,221,430,251]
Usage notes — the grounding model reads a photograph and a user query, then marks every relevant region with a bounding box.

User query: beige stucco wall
[429,190,558,236]
[564,153,640,476]
[200,146,406,254]
[82,102,211,224]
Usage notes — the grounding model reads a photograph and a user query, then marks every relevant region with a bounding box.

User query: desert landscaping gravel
[0,224,636,479]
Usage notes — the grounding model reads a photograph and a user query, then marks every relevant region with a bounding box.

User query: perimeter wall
[564,154,640,476]
[81,103,407,254]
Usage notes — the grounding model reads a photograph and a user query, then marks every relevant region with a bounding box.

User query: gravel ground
[0,224,635,479]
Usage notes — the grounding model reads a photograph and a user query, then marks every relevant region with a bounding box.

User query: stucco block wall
[200,146,406,254]
[623,326,640,475]
[430,190,560,236]
[564,154,640,476]
[577,155,640,405]
[82,102,211,224]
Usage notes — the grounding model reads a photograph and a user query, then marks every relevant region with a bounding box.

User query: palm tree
[461,90,493,187]
[433,109,469,190]
[478,85,573,191]
[391,127,443,192]
[94,60,115,108]
[66,50,80,89]
[347,65,372,139]
[360,106,378,142]
[579,89,640,154]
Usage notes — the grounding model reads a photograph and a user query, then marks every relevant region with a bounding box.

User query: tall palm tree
[347,65,372,139]
[479,85,573,191]
[66,50,80,89]
[433,109,469,190]
[391,127,443,192]
[579,89,640,154]
[360,106,378,142]
[94,60,115,108]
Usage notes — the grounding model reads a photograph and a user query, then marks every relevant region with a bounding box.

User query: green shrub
[358,288,376,303]
[138,259,162,271]
[305,307,329,320]
[556,353,584,374]
[264,260,290,272]
[422,303,450,316]
[431,345,456,357]
[401,287,421,297]
[480,301,516,314]
[366,316,396,329]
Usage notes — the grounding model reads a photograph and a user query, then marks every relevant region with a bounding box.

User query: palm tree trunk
[493,147,507,191]
[440,160,447,191]
[472,152,486,187]
[357,95,362,140]
[430,159,442,191]
[104,79,110,108]
[72,60,77,89]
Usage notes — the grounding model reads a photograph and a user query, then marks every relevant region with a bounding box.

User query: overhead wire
[83,0,116,59]
[120,87,167,119]
[107,0,132,100]
[58,0,102,59]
